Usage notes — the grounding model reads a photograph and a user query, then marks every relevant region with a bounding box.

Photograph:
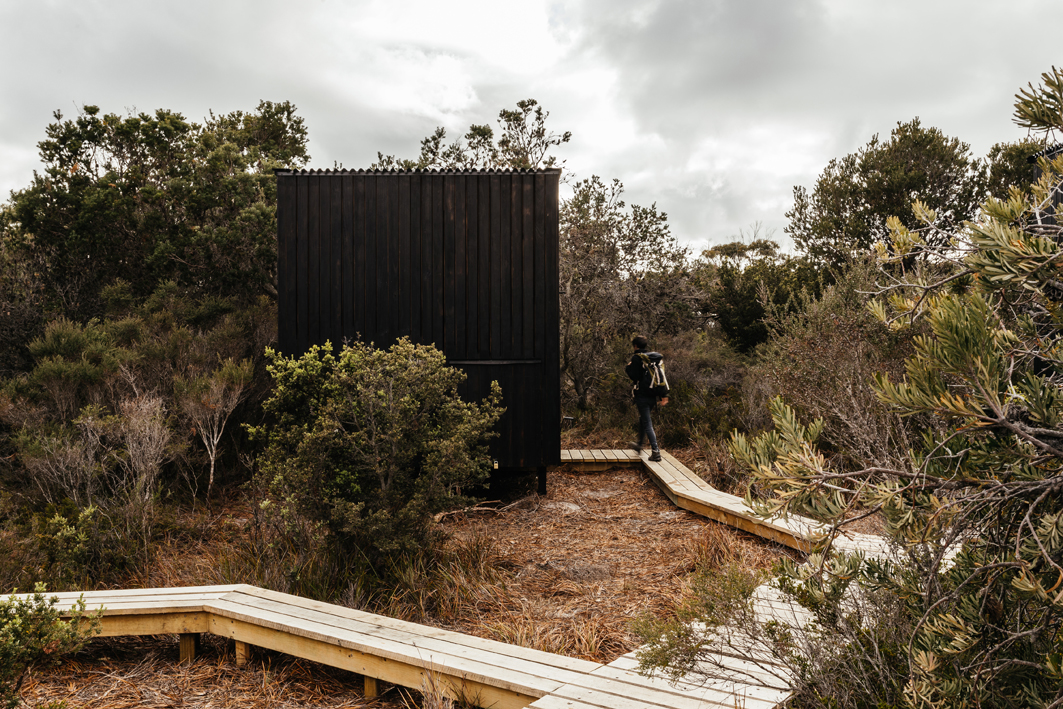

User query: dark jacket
[626,349,667,401]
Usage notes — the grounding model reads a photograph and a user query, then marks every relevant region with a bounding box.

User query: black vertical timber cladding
[478,178,491,357]
[453,176,466,358]
[499,175,512,359]
[353,175,366,340]
[330,177,343,347]
[277,176,297,356]
[364,176,377,339]
[465,175,477,358]
[510,177,523,359]
[432,174,445,349]
[275,169,561,468]
[307,176,320,346]
[341,175,354,342]
[318,175,332,347]
[489,174,502,357]
[544,174,561,458]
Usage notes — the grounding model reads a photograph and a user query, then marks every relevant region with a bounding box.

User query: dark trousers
[635,398,659,452]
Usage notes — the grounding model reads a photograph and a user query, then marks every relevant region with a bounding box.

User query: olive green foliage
[750,259,922,471]
[787,118,984,267]
[633,563,765,682]
[636,555,911,709]
[249,339,503,584]
[724,69,1063,708]
[1,101,308,322]
[0,286,274,589]
[984,137,1043,200]
[697,232,823,353]
[0,585,100,708]
[372,98,571,171]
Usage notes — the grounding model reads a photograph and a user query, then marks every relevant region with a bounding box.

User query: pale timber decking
[31,449,889,708]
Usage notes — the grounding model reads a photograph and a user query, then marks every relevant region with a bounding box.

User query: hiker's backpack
[635,352,670,399]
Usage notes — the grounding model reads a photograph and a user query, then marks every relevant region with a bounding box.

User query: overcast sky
[1,0,1058,254]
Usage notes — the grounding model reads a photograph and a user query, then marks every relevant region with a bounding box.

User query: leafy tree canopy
[372,99,571,171]
[558,176,695,409]
[984,137,1043,200]
[1,101,309,320]
[787,118,984,266]
[697,231,823,353]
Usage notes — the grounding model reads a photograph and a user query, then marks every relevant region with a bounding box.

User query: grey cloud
[556,0,1063,246]
[3,0,1063,252]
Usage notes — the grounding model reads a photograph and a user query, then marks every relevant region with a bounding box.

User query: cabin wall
[276,169,560,468]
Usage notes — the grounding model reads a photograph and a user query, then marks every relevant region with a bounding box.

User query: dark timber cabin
[275,168,561,491]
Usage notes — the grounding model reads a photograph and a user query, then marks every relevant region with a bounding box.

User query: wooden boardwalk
[30,449,888,708]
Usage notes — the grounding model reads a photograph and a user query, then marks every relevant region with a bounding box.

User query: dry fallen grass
[20,635,405,708]
[21,456,795,707]
[436,463,793,662]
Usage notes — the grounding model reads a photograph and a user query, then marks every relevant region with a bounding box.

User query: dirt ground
[21,460,795,708]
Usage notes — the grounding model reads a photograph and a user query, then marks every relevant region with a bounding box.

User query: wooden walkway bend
[34,450,887,708]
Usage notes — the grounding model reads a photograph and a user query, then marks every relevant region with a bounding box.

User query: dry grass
[437,464,792,663]
[20,635,405,708]
[21,454,795,706]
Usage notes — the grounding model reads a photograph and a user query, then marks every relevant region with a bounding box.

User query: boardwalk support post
[234,640,251,666]
[364,675,379,698]
[537,466,547,496]
[179,633,199,663]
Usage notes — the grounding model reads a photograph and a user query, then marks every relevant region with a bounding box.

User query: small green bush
[248,338,503,590]
[0,585,100,708]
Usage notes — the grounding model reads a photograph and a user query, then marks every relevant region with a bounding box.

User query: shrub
[0,585,100,708]
[751,258,924,471]
[248,339,503,588]
[634,551,912,709]
[721,69,1063,709]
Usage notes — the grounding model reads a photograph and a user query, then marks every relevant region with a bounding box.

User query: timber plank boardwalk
[30,449,889,708]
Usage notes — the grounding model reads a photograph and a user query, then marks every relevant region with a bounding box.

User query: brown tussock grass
[436,464,792,663]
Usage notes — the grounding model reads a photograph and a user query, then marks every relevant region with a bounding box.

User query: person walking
[625,335,669,462]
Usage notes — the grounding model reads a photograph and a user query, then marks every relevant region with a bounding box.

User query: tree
[730,72,1063,707]
[249,339,503,575]
[984,137,1043,200]
[558,176,694,409]
[697,230,822,353]
[1,101,309,321]
[372,98,571,171]
[177,358,253,502]
[787,118,984,266]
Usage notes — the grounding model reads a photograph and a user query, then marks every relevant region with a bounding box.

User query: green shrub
[750,258,925,471]
[248,339,503,589]
[0,585,100,708]
[721,68,1063,708]
[634,551,911,709]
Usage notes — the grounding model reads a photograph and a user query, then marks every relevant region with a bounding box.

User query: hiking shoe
[649,451,662,462]
[629,441,642,452]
